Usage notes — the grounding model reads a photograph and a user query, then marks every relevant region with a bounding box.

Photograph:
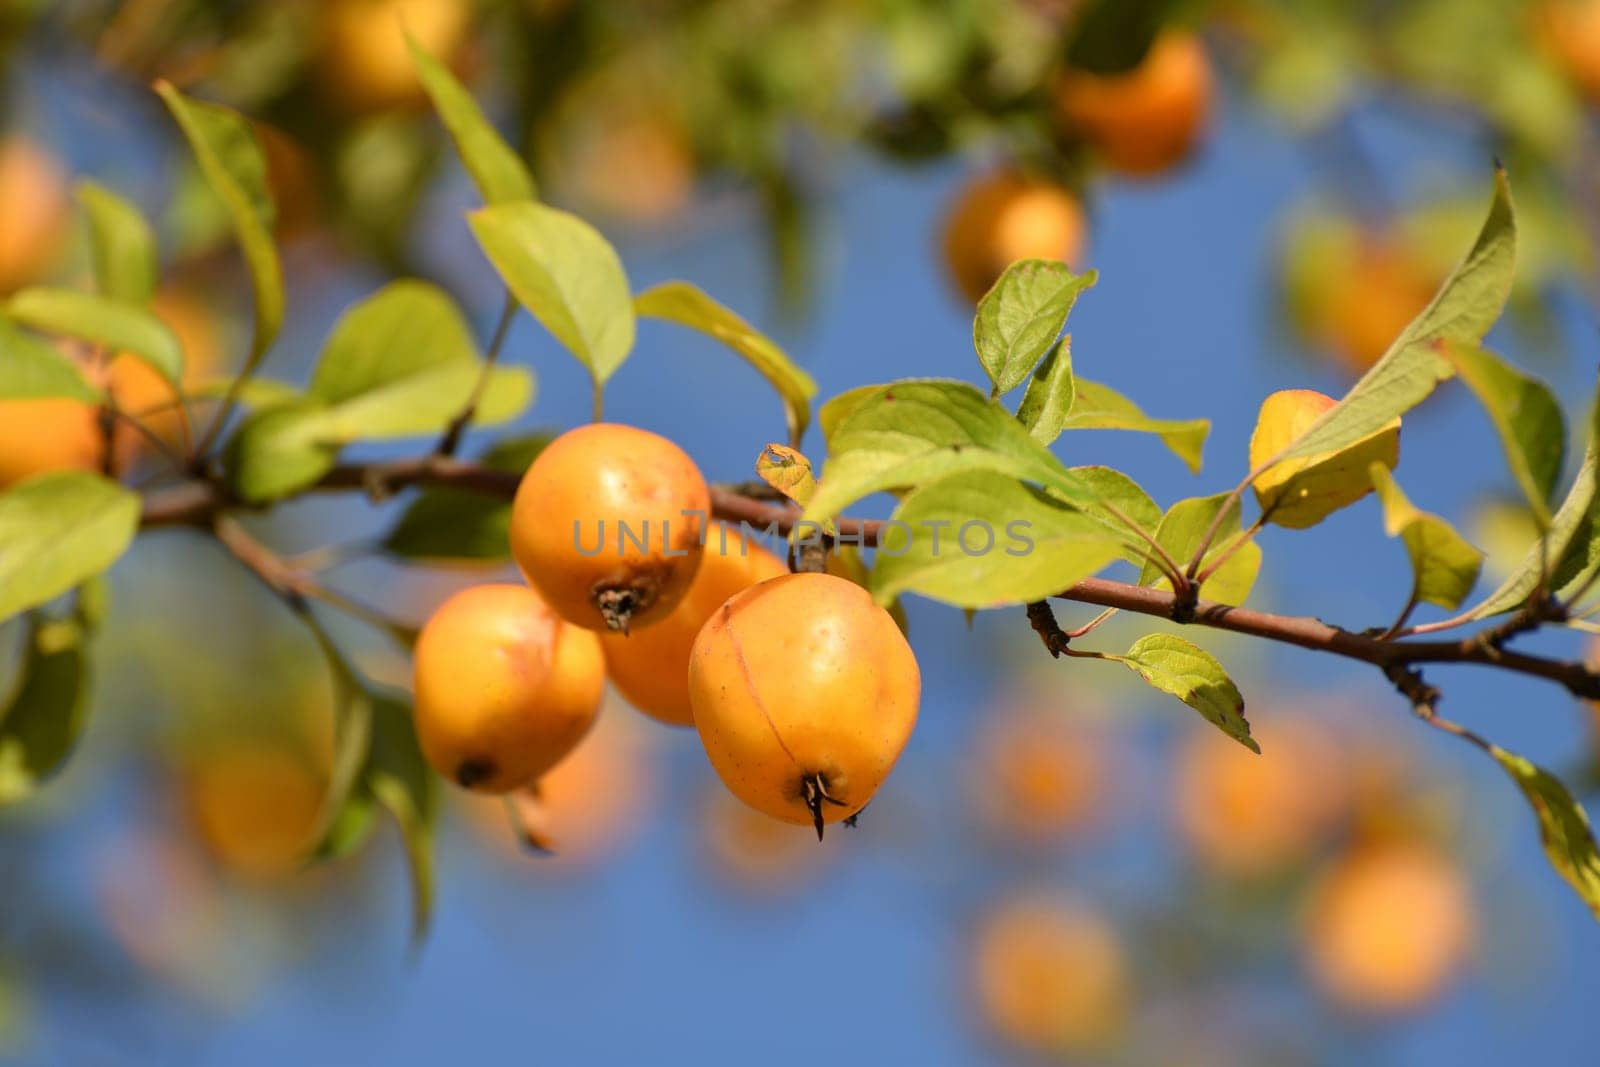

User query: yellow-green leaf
[1059,377,1208,474]
[755,443,819,507]
[0,473,140,624]
[1138,493,1262,607]
[0,614,89,804]
[1442,340,1564,527]
[1106,634,1256,752]
[973,261,1095,394]
[1370,465,1483,611]
[75,181,157,305]
[1485,745,1600,920]
[155,81,284,365]
[469,200,634,387]
[408,33,535,205]
[8,288,183,386]
[636,281,816,445]
[0,318,100,401]
[1018,338,1076,445]
[1278,167,1515,462]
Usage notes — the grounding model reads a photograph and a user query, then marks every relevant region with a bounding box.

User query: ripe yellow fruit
[510,423,710,633]
[0,136,69,295]
[941,169,1087,304]
[413,583,604,792]
[0,397,104,489]
[318,0,473,113]
[1174,715,1351,877]
[601,523,787,727]
[688,572,920,837]
[1248,388,1400,529]
[1053,33,1213,177]
[970,894,1130,1053]
[969,701,1115,845]
[180,743,325,881]
[1303,843,1475,1013]
[1535,0,1600,103]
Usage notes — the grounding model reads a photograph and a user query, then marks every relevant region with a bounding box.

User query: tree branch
[138,455,1600,701]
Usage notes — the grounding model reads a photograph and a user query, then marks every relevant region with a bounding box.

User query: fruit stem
[799,773,849,842]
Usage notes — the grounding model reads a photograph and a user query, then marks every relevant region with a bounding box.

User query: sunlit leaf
[1248,388,1399,530]
[8,288,182,386]
[803,379,1105,524]
[1018,338,1076,444]
[1138,493,1262,606]
[75,181,157,305]
[1442,341,1564,526]
[0,319,99,401]
[469,200,633,387]
[755,443,819,507]
[1104,634,1256,751]
[0,473,140,624]
[1370,465,1483,611]
[636,281,817,445]
[1059,377,1208,474]
[1485,745,1600,920]
[870,470,1125,608]
[408,33,536,205]
[973,261,1095,394]
[1277,167,1515,462]
[155,81,283,364]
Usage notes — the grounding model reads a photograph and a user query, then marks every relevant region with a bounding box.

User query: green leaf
[802,379,1105,524]
[1369,465,1483,611]
[1065,464,1162,565]
[1278,167,1515,463]
[366,694,437,946]
[973,262,1095,394]
[0,473,140,624]
[155,81,284,365]
[1441,341,1564,526]
[469,201,634,387]
[0,319,100,401]
[1137,494,1262,606]
[187,375,301,409]
[1106,634,1256,752]
[408,33,536,205]
[1470,390,1599,618]
[7,288,183,386]
[384,435,549,561]
[224,403,340,504]
[308,280,532,438]
[1484,745,1600,920]
[0,615,89,804]
[75,181,157,304]
[1059,377,1209,474]
[869,470,1125,608]
[1017,338,1076,444]
[635,281,817,445]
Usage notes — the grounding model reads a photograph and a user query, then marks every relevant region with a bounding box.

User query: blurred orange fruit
[941,168,1087,303]
[1535,0,1600,103]
[0,396,104,489]
[1303,842,1475,1013]
[179,742,326,881]
[1173,715,1351,877]
[0,136,69,295]
[698,783,837,896]
[318,0,473,113]
[1054,33,1214,177]
[107,286,228,460]
[968,701,1115,845]
[970,893,1131,1053]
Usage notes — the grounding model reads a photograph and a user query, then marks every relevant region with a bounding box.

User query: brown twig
[139,456,1600,701]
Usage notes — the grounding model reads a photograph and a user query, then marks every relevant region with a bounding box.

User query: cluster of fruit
[941,32,1213,303]
[412,423,921,838]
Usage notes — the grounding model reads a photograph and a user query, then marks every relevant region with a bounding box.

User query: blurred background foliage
[5,0,1600,1063]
